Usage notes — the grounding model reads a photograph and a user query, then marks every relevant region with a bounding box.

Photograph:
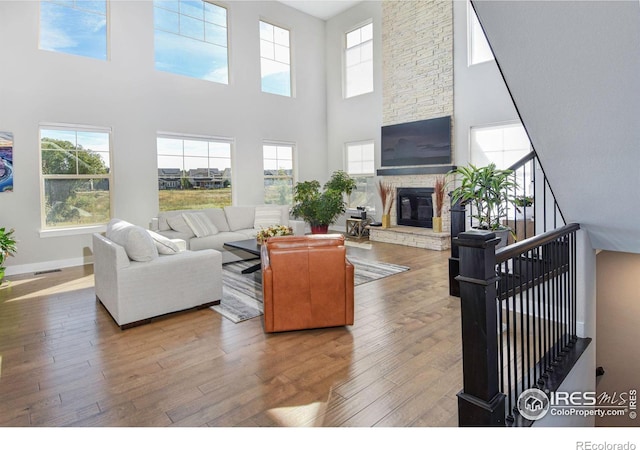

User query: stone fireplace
[367,173,451,251]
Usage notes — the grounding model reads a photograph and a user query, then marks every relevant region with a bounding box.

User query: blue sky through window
[154,0,229,84]
[39,0,108,60]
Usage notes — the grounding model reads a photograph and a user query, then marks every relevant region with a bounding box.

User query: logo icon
[517,388,550,420]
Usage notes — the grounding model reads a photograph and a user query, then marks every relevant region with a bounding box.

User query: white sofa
[151,205,306,263]
[93,219,223,329]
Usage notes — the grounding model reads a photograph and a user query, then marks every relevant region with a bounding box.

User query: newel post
[455,230,506,427]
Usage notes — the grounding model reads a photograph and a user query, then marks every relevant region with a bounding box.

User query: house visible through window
[468,1,494,65]
[39,0,108,60]
[260,21,291,97]
[154,0,229,83]
[40,126,112,229]
[263,143,294,205]
[157,135,232,211]
[345,141,375,209]
[345,21,373,98]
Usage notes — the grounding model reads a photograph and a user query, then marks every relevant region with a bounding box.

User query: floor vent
[34,269,62,275]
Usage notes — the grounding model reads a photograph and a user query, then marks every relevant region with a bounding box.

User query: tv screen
[381,116,451,167]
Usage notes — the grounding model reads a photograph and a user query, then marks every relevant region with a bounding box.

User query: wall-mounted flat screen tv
[381,116,451,167]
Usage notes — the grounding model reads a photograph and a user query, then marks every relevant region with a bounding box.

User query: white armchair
[93,231,222,329]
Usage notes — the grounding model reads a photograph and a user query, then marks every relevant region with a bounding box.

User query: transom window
[154,0,229,83]
[345,141,375,208]
[345,21,373,98]
[260,21,292,97]
[263,143,294,205]
[39,0,108,60]
[157,135,233,211]
[40,126,112,229]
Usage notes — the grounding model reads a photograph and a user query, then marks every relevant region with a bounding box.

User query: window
[260,21,291,97]
[40,126,111,229]
[345,141,375,208]
[39,0,108,60]
[345,22,373,98]
[470,122,532,200]
[263,143,294,205]
[154,0,228,83]
[468,1,494,65]
[157,135,232,211]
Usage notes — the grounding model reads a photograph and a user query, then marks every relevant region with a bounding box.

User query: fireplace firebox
[397,187,434,228]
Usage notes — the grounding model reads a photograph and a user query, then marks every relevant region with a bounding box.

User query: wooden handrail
[496,223,580,263]
[507,151,535,171]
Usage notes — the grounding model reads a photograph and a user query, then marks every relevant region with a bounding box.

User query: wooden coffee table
[224,239,262,274]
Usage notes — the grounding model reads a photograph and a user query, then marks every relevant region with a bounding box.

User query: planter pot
[381,214,391,229]
[494,229,510,249]
[432,217,443,233]
[311,224,329,234]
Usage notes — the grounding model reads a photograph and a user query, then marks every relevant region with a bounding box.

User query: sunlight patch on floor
[266,401,328,427]
[3,274,94,303]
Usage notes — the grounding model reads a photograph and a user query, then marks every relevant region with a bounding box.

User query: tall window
[345,21,373,98]
[40,126,111,229]
[39,0,108,60]
[345,141,375,208]
[260,21,291,97]
[157,135,232,211]
[468,1,494,65]
[263,143,294,205]
[154,0,228,84]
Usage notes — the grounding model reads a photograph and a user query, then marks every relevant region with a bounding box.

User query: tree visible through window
[40,127,111,228]
[154,0,229,83]
[157,135,232,211]
[263,143,294,205]
[39,0,108,60]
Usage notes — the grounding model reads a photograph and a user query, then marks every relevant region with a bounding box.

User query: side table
[346,218,372,238]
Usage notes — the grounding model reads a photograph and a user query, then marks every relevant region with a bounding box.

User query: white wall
[0,0,327,275]
[452,0,519,168]
[326,1,383,226]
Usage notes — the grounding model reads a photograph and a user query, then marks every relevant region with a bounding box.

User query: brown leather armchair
[261,234,354,333]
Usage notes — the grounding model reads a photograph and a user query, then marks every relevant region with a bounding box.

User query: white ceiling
[278,0,362,20]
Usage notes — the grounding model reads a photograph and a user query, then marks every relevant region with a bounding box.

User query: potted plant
[291,170,357,233]
[448,163,517,247]
[514,195,534,221]
[0,227,17,284]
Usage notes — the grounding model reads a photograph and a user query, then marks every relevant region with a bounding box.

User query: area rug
[211,257,409,323]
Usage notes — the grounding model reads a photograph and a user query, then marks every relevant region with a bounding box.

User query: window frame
[344,140,375,209]
[467,0,494,66]
[259,19,293,97]
[39,123,113,232]
[156,132,235,211]
[153,0,230,84]
[39,0,110,61]
[344,19,374,99]
[262,141,295,205]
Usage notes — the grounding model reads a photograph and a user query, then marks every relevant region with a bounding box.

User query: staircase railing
[455,224,591,426]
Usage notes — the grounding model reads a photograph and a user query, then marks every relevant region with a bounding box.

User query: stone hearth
[369,225,450,251]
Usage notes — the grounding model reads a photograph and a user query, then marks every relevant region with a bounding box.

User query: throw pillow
[254,206,283,230]
[182,212,219,238]
[147,230,181,255]
[166,214,196,237]
[106,219,159,262]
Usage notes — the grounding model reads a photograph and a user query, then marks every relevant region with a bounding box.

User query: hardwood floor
[0,240,461,427]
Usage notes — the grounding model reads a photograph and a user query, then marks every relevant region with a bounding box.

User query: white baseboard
[5,256,94,277]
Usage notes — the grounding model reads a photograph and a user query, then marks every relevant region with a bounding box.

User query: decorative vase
[311,224,329,234]
[432,216,443,233]
[381,214,391,229]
